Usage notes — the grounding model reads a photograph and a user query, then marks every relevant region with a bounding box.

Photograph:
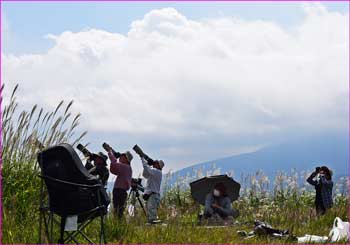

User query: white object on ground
[128,204,135,217]
[297,234,328,243]
[64,215,78,231]
[329,217,350,242]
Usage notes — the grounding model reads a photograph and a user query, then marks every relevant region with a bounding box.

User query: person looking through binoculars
[103,143,133,219]
[307,165,333,216]
[77,144,109,186]
[133,145,164,224]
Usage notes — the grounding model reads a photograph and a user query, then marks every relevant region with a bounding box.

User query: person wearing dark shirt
[85,152,109,186]
[307,166,333,215]
[204,183,239,220]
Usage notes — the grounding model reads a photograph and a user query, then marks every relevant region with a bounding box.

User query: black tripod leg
[99,207,105,244]
[58,216,66,244]
[49,212,54,243]
[137,196,147,217]
[100,214,106,244]
[42,210,52,243]
[38,208,43,243]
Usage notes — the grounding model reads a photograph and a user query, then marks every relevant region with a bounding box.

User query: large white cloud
[2,4,349,171]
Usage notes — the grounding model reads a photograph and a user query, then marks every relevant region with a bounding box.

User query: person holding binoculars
[306,165,333,216]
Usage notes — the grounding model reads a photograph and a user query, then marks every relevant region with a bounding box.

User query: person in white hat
[141,158,164,224]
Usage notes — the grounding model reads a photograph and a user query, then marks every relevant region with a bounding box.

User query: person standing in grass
[307,166,333,215]
[141,158,164,224]
[105,144,133,219]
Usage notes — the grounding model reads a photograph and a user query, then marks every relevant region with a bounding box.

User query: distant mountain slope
[169,132,348,186]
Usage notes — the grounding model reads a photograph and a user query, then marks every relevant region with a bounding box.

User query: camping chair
[37,143,110,244]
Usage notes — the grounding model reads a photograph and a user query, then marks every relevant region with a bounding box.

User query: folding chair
[37,143,110,244]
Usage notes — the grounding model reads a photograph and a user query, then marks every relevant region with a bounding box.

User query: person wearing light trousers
[141,157,164,224]
[146,192,161,222]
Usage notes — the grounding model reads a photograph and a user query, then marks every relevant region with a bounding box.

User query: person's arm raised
[306,172,318,186]
[109,150,120,175]
[142,157,152,178]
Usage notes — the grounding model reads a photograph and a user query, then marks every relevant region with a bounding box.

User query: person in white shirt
[141,158,164,224]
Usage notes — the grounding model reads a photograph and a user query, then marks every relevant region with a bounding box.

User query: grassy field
[3,186,348,244]
[2,84,349,244]
[92,191,348,244]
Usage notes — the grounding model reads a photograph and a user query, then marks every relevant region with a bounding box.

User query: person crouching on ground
[105,144,133,219]
[307,166,333,215]
[141,158,164,224]
[204,183,239,222]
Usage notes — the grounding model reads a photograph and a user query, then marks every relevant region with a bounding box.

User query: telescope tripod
[128,188,147,217]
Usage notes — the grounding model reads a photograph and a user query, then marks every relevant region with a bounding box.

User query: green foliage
[1,84,87,243]
[68,195,349,244]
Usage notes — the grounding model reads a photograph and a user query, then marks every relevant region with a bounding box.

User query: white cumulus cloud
[2,4,349,171]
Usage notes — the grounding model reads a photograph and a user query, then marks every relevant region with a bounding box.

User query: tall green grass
[1,84,87,243]
[41,190,347,244]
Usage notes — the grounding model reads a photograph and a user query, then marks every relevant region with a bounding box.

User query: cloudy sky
[2,2,349,177]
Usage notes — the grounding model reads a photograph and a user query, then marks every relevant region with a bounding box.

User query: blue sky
[3,2,349,55]
[2,2,349,175]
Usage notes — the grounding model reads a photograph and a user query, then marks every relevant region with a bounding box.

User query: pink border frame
[0,0,348,244]
[0,0,349,1]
